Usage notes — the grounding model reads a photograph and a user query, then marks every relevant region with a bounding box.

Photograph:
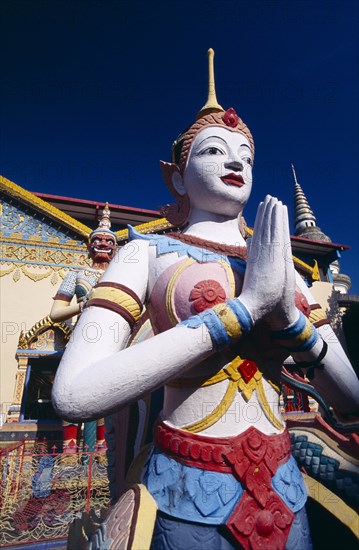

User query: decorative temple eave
[1,176,173,245]
[290,235,349,282]
[1,176,91,238]
[115,218,173,242]
[245,227,323,281]
[34,191,163,230]
[290,235,349,255]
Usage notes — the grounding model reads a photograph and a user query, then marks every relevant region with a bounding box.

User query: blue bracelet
[271,311,319,352]
[181,298,253,351]
[227,299,254,333]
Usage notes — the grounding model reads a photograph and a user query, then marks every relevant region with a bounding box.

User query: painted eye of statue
[200,146,225,156]
[244,157,252,166]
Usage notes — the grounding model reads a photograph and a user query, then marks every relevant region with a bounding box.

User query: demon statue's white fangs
[52,49,359,550]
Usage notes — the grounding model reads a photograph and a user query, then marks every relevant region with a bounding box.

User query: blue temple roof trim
[1,197,84,245]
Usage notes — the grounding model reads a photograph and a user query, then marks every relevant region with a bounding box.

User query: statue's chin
[91,252,112,263]
[207,199,248,219]
[188,184,251,220]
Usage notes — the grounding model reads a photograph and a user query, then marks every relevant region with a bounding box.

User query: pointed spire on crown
[89,201,117,241]
[292,165,331,242]
[98,202,112,232]
[196,49,224,120]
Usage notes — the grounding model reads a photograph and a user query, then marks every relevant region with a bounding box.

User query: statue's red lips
[221,173,244,187]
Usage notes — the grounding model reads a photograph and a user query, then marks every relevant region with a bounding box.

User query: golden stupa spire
[196,48,224,119]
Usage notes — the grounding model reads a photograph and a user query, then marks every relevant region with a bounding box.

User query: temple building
[292,164,352,294]
[0,172,355,442]
[280,166,357,412]
[0,175,170,443]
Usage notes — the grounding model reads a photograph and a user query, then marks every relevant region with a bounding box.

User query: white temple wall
[311,280,347,351]
[0,273,63,423]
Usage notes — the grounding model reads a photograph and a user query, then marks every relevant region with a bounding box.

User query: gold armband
[309,304,330,328]
[212,303,243,340]
[87,282,143,328]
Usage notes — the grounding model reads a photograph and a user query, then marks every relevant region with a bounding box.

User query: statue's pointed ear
[160,161,190,228]
[171,170,186,196]
[160,161,181,193]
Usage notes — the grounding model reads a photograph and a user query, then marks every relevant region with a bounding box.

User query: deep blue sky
[1,0,358,292]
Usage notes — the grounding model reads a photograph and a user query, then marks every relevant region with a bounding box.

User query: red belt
[154,420,294,550]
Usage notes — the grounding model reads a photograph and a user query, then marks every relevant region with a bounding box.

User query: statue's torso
[140,234,285,437]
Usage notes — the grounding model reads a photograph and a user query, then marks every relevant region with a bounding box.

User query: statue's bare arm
[49,270,82,323]
[50,298,82,323]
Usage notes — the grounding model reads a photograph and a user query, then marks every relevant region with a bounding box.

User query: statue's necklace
[167,232,247,259]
